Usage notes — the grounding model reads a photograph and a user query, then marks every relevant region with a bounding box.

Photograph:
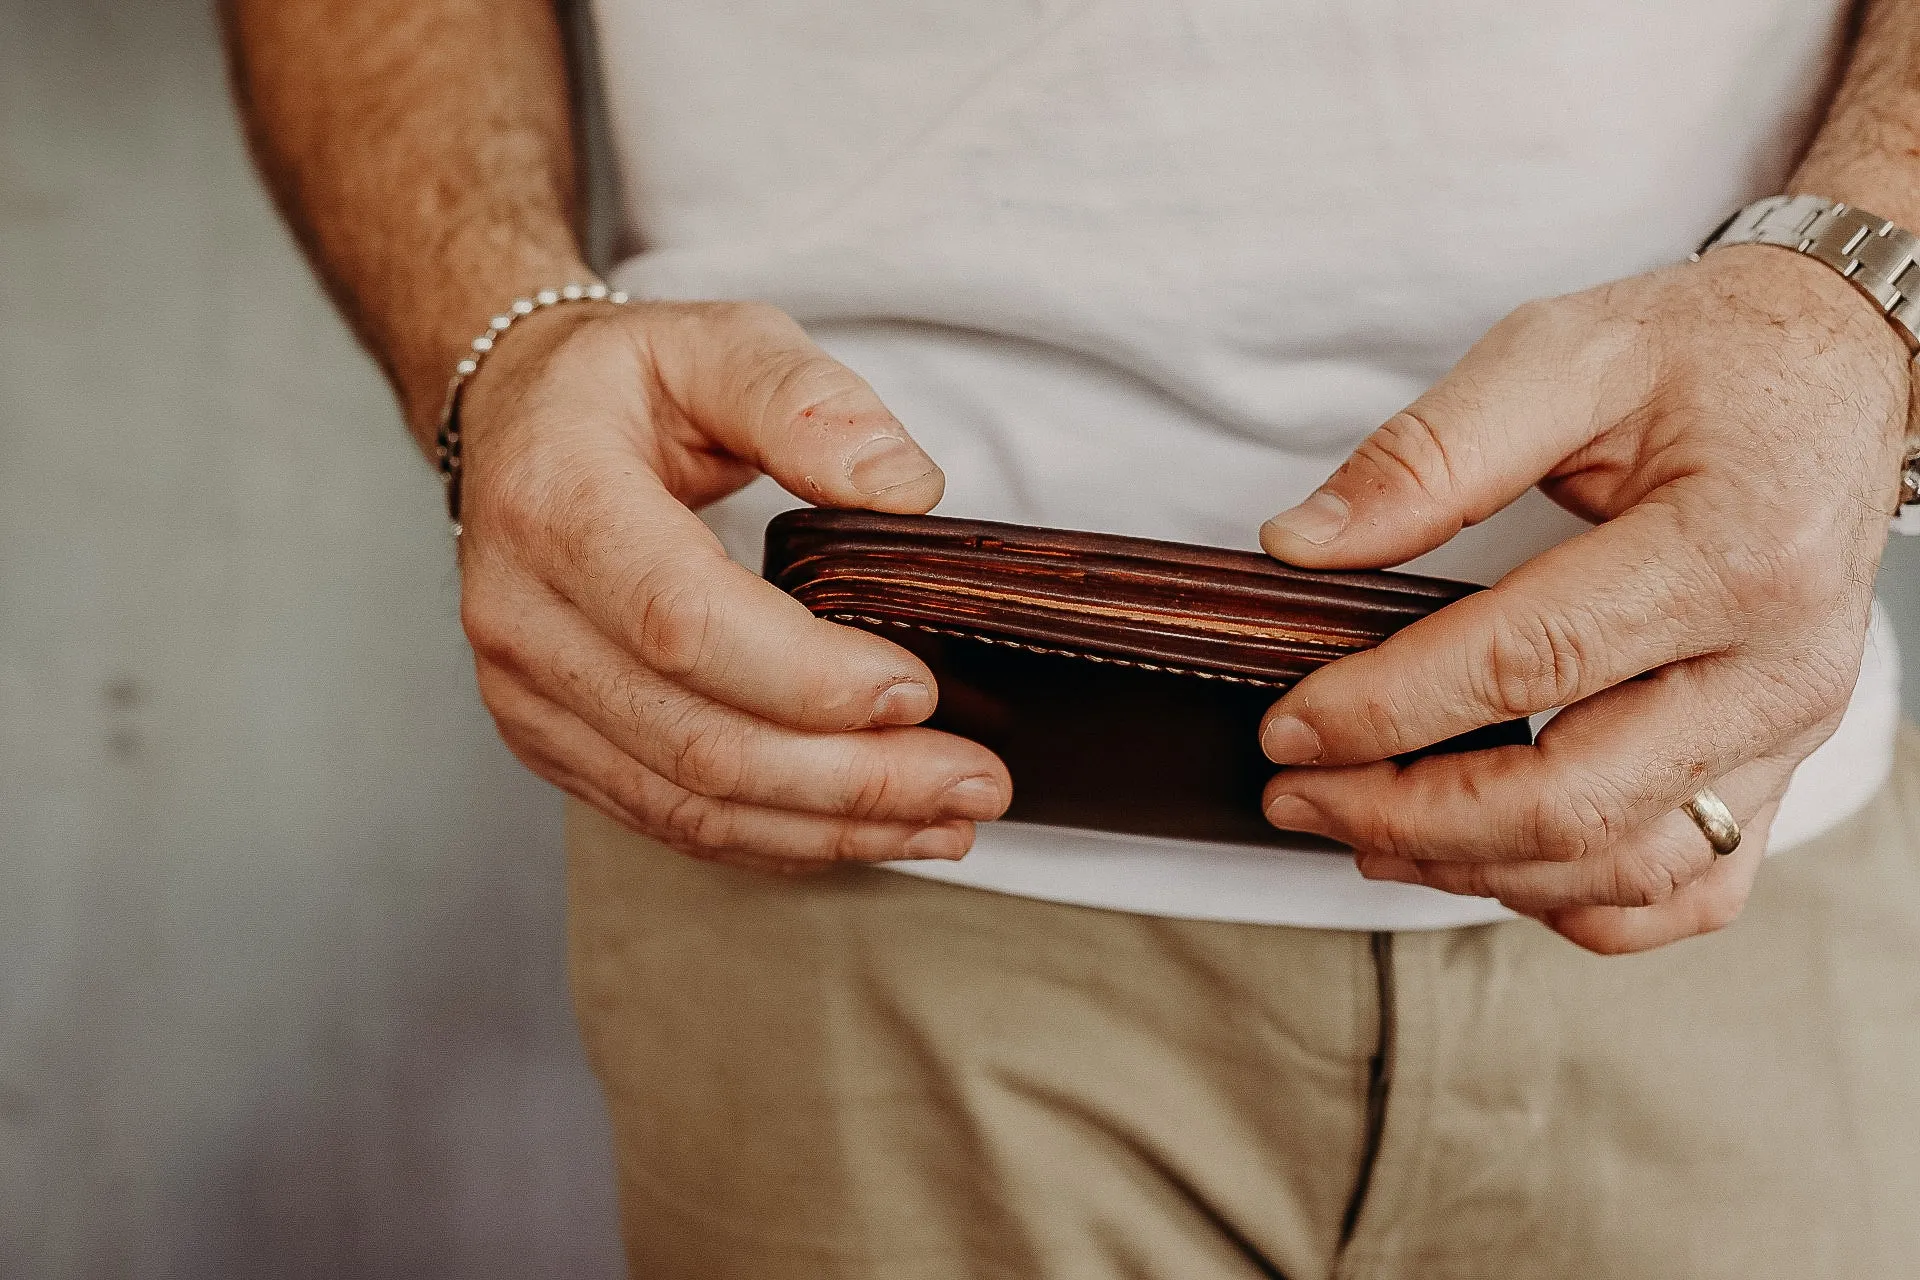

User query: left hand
[1256,244,1911,954]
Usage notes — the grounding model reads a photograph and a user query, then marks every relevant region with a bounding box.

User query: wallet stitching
[828,613,1287,689]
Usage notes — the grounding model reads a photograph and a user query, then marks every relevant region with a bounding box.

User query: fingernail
[1265,793,1325,833]
[939,775,1005,821]
[1261,714,1322,764]
[904,826,968,860]
[1358,855,1423,885]
[849,435,936,496]
[1264,490,1350,546]
[872,680,934,725]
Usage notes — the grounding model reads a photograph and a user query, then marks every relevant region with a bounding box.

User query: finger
[1259,486,1739,765]
[645,301,946,513]
[1262,654,1812,864]
[465,466,947,733]
[568,762,957,876]
[1541,792,1775,954]
[499,712,822,875]
[1353,753,1791,913]
[563,767,827,877]
[487,672,979,865]
[478,608,1011,822]
[1260,297,1645,569]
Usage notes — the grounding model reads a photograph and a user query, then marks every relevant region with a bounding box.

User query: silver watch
[1694,193,1920,531]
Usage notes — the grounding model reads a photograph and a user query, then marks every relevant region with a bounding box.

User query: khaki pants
[568,726,1920,1279]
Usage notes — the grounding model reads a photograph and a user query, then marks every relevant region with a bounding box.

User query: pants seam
[1334,930,1394,1259]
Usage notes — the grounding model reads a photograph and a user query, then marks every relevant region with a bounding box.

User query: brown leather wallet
[764,509,1529,846]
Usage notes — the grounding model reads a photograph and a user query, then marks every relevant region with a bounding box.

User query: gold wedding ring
[1681,787,1741,858]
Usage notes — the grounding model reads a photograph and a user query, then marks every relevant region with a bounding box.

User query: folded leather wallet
[764,509,1530,846]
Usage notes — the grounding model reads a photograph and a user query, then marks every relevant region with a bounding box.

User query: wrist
[1704,241,1911,371]
[431,280,638,535]
[384,234,595,449]
[1693,233,1915,522]
[456,296,624,451]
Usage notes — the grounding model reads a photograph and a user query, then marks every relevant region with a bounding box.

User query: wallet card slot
[794,567,1353,645]
[775,536,1458,642]
[791,576,1345,681]
[824,612,1294,689]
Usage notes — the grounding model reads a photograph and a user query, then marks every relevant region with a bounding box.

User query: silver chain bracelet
[434,281,632,537]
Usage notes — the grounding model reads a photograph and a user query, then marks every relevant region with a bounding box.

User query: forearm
[220,0,590,447]
[1792,0,1920,229]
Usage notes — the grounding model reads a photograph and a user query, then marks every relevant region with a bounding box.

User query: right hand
[454,299,1011,873]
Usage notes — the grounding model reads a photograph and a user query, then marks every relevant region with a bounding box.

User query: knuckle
[631,566,718,680]
[1345,687,1411,759]
[1491,290,1647,389]
[1353,409,1458,506]
[829,821,876,863]
[594,661,651,731]
[836,756,899,821]
[671,711,751,800]
[597,758,673,829]
[1706,519,1833,617]
[1501,295,1565,337]
[1500,294,1617,361]
[1608,851,1683,908]
[785,641,874,728]
[470,660,522,721]
[1479,605,1590,718]
[1353,804,1424,862]
[1447,864,1501,900]
[741,345,858,429]
[460,593,523,670]
[656,788,734,851]
[1525,780,1621,862]
[601,768,655,824]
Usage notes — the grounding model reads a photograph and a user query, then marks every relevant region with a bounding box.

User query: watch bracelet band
[434,281,632,538]
[1693,193,1920,521]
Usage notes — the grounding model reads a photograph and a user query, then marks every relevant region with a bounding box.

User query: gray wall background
[2,2,622,1275]
[2,2,1916,1277]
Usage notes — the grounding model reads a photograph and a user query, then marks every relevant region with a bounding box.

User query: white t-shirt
[593,0,1902,929]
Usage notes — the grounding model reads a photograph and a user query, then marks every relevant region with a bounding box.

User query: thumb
[649,301,944,514]
[1260,306,1621,569]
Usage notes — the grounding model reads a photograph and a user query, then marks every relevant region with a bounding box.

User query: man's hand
[1257,245,1910,953]
[456,300,1010,871]
[221,0,1009,870]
